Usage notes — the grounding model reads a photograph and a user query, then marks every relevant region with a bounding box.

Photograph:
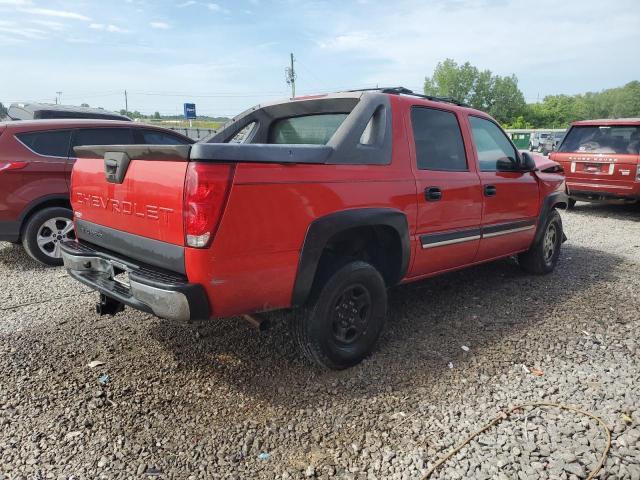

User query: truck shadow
[150,243,624,407]
[568,202,640,222]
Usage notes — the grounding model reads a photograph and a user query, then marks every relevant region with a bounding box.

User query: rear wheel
[293,261,387,370]
[518,209,563,275]
[22,207,74,266]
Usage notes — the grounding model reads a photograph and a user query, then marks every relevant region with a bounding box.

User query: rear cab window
[268,113,348,144]
[16,130,72,157]
[559,125,640,154]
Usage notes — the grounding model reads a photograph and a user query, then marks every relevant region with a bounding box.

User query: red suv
[0,120,192,265]
[550,118,640,207]
[60,88,567,369]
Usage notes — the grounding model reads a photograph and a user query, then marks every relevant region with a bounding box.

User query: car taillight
[0,161,28,172]
[183,162,235,248]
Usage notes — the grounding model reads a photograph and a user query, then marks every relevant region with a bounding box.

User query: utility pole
[56,91,62,104]
[124,90,128,113]
[285,53,296,98]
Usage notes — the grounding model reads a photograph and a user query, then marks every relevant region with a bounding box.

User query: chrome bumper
[61,241,209,322]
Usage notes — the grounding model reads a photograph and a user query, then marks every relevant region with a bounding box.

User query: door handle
[484,185,497,197]
[425,186,442,201]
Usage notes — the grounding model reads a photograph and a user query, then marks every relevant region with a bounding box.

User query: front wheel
[518,209,563,275]
[22,207,75,266]
[292,261,387,370]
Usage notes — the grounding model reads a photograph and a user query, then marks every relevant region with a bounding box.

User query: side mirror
[520,151,538,172]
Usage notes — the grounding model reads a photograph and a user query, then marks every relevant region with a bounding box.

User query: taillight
[183,162,234,248]
[0,161,28,172]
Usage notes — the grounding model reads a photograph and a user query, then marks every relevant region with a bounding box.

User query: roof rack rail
[346,86,469,107]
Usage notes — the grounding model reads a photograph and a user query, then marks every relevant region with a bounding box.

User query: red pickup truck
[550,118,640,207]
[61,88,567,369]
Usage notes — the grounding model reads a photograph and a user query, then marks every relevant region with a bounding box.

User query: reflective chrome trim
[481,225,535,238]
[130,280,191,321]
[567,181,633,190]
[422,235,481,249]
[61,250,191,321]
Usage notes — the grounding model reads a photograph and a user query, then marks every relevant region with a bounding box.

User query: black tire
[293,261,387,370]
[22,207,74,266]
[567,198,577,209]
[518,209,563,275]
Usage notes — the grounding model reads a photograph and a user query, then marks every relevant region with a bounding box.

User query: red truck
[61,88,567,369]
[550,118,640,207]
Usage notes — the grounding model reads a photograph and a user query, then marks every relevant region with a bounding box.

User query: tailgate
[553,152,639,188]
[72,145,189,246]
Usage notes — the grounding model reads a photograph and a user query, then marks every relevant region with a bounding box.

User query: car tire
[293,260,387,370]
[518,209,563,275]
[567,198,577,209]
[22,207,75,266]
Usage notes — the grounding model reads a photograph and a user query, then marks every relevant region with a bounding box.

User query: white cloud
[20,7,91,21]
[0,0,31,5]
[0,25,47,39]
[90,23,126,33]
[177,0,197,6]
[207,3,221,11]
[150,21,170,29]
[106,24,125,33]
[30,19,66,30]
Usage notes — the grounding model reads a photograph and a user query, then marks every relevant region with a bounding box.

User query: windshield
[558,125,640,154]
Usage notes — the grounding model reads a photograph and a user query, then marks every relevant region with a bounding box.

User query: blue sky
[1,0,639,117]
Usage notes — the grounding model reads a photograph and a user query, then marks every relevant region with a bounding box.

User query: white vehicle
[529,131,551,151]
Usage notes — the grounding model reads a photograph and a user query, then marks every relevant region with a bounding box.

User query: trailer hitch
[96,294,125,316]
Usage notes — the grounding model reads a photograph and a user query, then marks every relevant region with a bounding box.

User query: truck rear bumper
[60,240,209,322]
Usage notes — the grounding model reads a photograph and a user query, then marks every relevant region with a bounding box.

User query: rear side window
[72,128,133,147]
[559,125,640,154]
[16,130,72,157]
[469,116,519,172]
[268,113,348,145]
[411,107,467,171]
[133,129,191,145]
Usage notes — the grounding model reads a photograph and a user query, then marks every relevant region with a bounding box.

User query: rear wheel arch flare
[291,208,410,306]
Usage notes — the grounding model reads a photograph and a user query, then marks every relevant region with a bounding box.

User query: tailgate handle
[104,152,131,184]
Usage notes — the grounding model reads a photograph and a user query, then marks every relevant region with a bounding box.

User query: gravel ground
[1,203,639,479]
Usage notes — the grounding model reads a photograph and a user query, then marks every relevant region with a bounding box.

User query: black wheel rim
[331,284,372,346]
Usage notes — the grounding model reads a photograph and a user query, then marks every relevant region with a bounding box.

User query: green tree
[523,81,640,128]
[489,75,527,124]
[0,102,7,118]
[153,111,161,120]
[424,59,478,104]
[424,58,526,124]
[80,103,90,108]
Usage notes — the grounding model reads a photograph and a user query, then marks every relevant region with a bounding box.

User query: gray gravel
[1,202,639,479]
